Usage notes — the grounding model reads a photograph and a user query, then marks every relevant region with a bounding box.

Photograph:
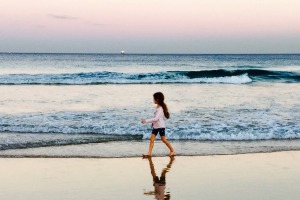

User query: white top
[145,106,166,128]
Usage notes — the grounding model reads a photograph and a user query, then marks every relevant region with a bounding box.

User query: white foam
[1,106,299,141]
[187,73,252,84]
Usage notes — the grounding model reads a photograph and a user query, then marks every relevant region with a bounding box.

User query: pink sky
[1,0,300,53]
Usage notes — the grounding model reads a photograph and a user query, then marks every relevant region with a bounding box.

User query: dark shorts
[153,176,166,186]
[152,128,165,137]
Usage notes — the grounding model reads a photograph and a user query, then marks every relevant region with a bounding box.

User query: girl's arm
[142,108,163,124]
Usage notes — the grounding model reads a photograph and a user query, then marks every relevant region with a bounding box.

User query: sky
[1,0,300,53]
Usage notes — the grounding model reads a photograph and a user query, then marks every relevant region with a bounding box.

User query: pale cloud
[48,14,78,20]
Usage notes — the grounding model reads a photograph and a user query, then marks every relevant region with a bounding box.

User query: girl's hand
[141,119,146,124]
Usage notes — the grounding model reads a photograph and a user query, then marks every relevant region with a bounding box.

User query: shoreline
[0,149,300,159]
[1,139,300,158]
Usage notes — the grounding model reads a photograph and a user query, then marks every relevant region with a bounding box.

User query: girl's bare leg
[161,136,175,156]
[144,134,156,156]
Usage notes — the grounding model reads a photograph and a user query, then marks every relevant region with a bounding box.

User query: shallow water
[1,83,299,141]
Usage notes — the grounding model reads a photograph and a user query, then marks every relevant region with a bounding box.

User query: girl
[141,92,175,157]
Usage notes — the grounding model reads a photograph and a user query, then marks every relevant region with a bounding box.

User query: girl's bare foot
[169,151,175,157]
[143,154,152,158]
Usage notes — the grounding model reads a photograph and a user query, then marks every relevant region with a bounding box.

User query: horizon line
[1,52,300,55]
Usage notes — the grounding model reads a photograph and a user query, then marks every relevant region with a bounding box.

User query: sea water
[0,53,299,156]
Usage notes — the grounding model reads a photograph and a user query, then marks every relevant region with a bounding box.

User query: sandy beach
[1,151,300,200]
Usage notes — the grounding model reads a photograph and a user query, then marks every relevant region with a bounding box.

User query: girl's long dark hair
[153,92,170,119]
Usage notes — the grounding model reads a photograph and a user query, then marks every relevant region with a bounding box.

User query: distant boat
[121,51,125,55]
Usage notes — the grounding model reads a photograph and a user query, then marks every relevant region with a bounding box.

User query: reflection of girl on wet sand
[144,157,175,200]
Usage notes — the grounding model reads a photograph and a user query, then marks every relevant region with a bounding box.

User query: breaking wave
[0,69,299,85]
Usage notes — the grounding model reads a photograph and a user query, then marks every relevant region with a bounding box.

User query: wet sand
[1,151,300,200]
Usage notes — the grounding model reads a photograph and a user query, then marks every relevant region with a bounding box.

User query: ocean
[0,53,299,157]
